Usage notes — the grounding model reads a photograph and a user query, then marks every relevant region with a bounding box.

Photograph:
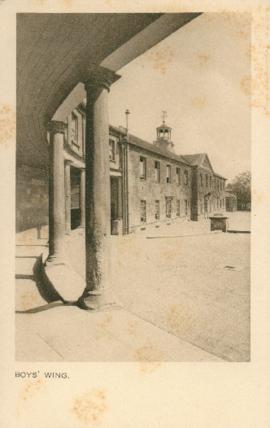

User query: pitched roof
[109,125,226,178]
[110,125,190,166]
[128,133,190,165]
[182,153,206,166]
[183,152,227,179]
[213,172,227,180]
[224,191,236,198]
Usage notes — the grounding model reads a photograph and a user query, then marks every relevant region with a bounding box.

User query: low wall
[16,164,49,232]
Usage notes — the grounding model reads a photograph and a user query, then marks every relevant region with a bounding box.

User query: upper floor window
[166,165,172,183]
[109,138,116,162]
[71,112,78,146]
[176,167,181,185]
[184,170,189,185]
[154,161,160,183]
[210,176,212,188]
[205,174,208,188]
[140,156,147,180]
[200,174,203,187]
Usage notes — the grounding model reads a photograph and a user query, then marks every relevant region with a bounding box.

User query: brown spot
[72,389,107,425]
[192,96,207,109]
[134,345,163,374]
[19,379,45,402]
[197,53,210,65]
[127,320,137,337]
[167,303,195,336]
[62,0,73,6]
[240,76,251,97]
[95,314,112,340]
[147,46,174,74]
[0,104,15,145]
[19,291,41,310]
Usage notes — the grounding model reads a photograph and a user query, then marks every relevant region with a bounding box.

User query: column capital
[48,120,67,135]
[83,64,121,92]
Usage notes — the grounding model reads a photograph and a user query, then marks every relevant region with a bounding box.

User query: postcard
[0,1,270,427]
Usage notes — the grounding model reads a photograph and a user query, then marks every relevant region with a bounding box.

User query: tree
[226,171,251,210]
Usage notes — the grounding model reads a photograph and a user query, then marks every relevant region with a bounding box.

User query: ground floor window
[185,199,188,215]
[140,200,146,223]
[155,200,160,220]
[176,200,180,216]
[166,197,172,218]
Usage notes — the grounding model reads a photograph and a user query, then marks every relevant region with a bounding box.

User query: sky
[108,13,251,182]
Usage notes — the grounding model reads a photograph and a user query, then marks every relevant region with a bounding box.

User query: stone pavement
[15,225,222,362]
[16,212,250,362]
[16,306,221,362]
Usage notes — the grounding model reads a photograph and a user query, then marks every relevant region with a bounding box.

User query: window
[154,161,160,183]
[109,138,116,161]
[184,170,189,185]
[200,174,203,187]
[140,157,147,179]
[166,165,171,183]
[176,167,181,185]
[155,200,160,220]
[176,200,180,216]
[210,176,212,188]
[185,199,188,215]
[205,175,208,188]
[71,112,78,145]
[166,197,172,218]
[140,200,146,223]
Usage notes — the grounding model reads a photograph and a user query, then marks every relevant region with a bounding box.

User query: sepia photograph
[15,12,251,363]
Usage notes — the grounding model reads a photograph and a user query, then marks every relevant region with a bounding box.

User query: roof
[183,153,227,179]
[182,153,206,166]
[225,191,237,198]
[110,125,190,166]
[213,172,227,180]
[109,125,227,178]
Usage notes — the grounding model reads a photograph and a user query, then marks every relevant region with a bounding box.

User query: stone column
[64,160,72,234]
[78,65,120,310]
[80,168,85,227]
[48,120,67,259]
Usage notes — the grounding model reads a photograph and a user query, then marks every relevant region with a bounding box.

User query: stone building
[16,12,227,306]
[17,105,226,237]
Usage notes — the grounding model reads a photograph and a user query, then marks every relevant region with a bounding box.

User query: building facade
[16,104,227,236]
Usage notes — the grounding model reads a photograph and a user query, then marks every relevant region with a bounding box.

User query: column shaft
[48,122,66,258]
[80,169,85,227]
[65,161,71,233]
[85,86,111,292]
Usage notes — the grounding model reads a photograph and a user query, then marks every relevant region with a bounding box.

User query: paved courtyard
[66,211,250,362]
[16,212,250,362]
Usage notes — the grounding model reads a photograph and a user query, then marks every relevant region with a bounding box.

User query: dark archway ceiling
[17,13,201,168]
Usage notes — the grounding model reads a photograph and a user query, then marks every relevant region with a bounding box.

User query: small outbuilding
[225,192,237,212]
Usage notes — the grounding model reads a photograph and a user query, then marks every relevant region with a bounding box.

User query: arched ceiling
[17,13,201,168]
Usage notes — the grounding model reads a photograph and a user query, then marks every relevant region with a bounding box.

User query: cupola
[154,111,175,152]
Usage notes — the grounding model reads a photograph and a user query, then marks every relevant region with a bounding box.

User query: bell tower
[154,111,175,152]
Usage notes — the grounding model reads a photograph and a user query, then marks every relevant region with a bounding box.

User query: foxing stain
[72,389,107,425]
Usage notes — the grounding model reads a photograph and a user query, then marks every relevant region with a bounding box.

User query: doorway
[110,176,122,234]
[70,167,81,230]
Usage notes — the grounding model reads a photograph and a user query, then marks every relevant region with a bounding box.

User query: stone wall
[16,164,49,232]
[127,145,192,231]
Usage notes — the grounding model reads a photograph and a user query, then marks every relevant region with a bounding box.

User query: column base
[77,289,122,311]
[45,254,66,266]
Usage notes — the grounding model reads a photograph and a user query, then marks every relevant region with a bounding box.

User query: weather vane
[161,110,167,124]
